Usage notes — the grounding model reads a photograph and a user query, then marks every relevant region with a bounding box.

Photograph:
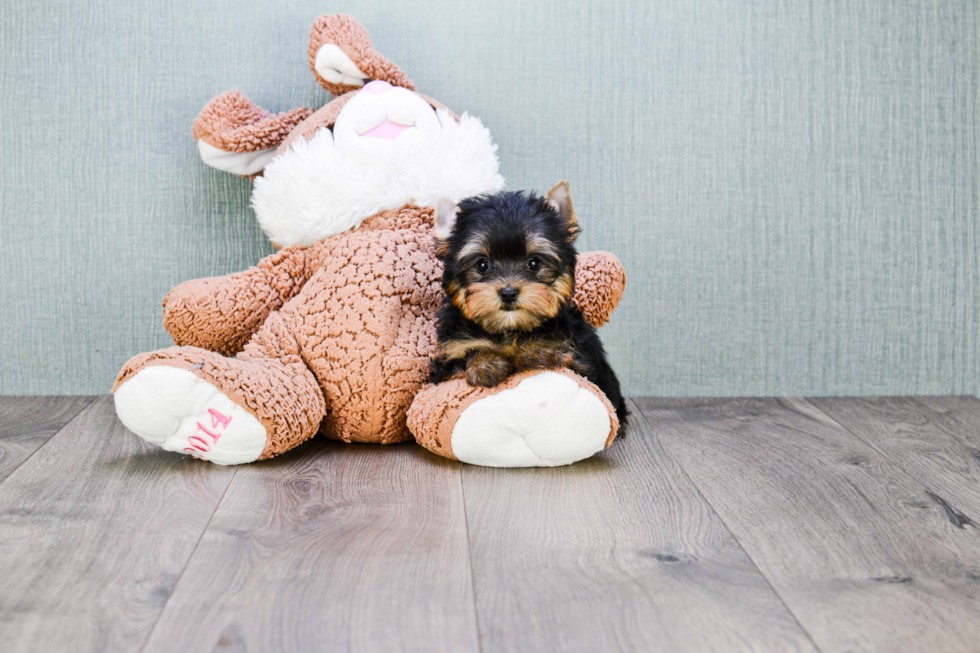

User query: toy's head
[434,183,580,334]
[250,17,504,248]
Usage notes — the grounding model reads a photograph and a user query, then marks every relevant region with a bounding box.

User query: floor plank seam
[627,399,827,653]
[0,396,97,488]
[137,465,240,653]
[457,463,485,653]
[799,398,979,526]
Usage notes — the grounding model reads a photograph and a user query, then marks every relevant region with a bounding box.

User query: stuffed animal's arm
[192,90,314,176]
[574,251,627,328]
[163,245,315,356]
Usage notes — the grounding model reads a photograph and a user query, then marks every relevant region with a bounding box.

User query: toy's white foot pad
[114,366,267,465]
[451,371,611,467]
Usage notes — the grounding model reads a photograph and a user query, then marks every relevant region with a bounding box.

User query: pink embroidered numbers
[209,408,232,429]
[184,409,233,457]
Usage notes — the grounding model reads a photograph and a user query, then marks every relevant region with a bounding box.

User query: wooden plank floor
[1,396,979,653]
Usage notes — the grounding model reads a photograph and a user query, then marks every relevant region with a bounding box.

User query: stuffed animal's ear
[546,180,580,243]
[309,15,416,96]
[434,197,458,242]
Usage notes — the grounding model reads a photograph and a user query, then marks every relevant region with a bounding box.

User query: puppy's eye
[527,257,541,272]
[476,259,491,274]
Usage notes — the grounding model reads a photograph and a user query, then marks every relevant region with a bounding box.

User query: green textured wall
[1,0,978,396]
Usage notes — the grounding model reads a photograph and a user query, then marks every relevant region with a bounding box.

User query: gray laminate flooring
[1,395,979,653]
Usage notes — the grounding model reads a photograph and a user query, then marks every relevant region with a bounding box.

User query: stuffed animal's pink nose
[363,80,393,94]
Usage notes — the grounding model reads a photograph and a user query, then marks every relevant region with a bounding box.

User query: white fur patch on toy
[252,91,504,247]
[198,140,278,176]
[450,371,611,467]
[114,366,267,465]
[314,43,368,87]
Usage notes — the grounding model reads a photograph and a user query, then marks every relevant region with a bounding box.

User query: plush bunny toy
[113,15,627,467]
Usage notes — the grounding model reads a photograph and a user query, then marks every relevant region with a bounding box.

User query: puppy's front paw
[466,353,513,388]
[513,344,574,371]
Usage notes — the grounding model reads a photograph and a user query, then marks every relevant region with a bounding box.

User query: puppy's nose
[498,287,520,304]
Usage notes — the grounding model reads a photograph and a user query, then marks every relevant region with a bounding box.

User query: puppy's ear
[546,180,580,243]
[434,197,458,240]
[434,197,458,256]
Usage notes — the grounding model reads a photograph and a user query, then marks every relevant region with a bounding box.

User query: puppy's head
[435,181,580,333]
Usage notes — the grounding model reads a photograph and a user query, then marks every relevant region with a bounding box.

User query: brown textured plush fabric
[308,14,416,96]
[192,90,314,153]
[573,251,627,328]
[407,368,621,461]
[163,244,316,356]
[163,206,437,358]
[137,201,627,457]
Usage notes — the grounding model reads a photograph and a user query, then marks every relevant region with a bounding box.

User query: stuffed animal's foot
[114,366,267,465]
[192,90,314,175]
[114,337,325,462]
[408,369,619,467]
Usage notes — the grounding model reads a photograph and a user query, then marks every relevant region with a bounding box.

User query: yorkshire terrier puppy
[430,181,628,432]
